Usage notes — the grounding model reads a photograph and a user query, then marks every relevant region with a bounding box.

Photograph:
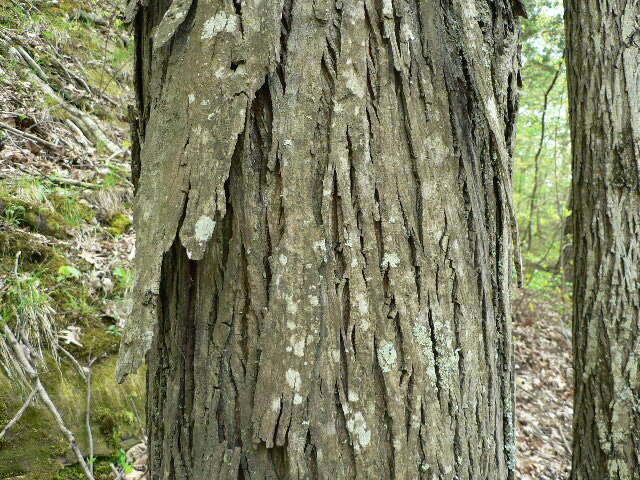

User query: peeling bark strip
[565,1,640,479]
[118,0,523,478]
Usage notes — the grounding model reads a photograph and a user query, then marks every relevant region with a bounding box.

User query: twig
[110,463,125,480]
[86,362,94,474]
[2,324,96,480]
[105,149,125,162]
[0,122,60,150]
[47,176,102,189]
[85,354,101,476]
[58,346,87,381]
[0,387,38,440]
[0,36,120,154]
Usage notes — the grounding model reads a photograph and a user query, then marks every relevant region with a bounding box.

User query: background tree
[513,0,572,290]
[565,0,640,478]
[117,1,524,478]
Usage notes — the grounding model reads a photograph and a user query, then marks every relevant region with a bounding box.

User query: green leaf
[57,265,81,281]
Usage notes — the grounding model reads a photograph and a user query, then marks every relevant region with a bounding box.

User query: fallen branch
[58,346,88,381]
[85,355,101,476]
[3,324,96,480]
[0,34,120,154]
[47,176,102,189]
[110,463,125,480]
[0,387,38,440]
[0,121,61,150]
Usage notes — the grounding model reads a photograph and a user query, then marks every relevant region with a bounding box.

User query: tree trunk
[565,1,640,478]
[118,1,523,478]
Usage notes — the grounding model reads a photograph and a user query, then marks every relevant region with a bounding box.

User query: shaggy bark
[565,1,640,479]
[118,1,523,478]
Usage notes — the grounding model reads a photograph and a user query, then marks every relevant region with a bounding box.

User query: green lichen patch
[107,212,132,236]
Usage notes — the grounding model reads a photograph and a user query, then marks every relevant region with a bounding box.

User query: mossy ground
[0,0,137,477]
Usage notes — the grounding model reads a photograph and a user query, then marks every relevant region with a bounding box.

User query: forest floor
[514,288,573,479]
[0,1,574,478]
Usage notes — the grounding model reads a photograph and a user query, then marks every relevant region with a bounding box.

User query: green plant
[56,265,81,281]
[112,266,132,291]
[105,324,122,337]
[115,449,134,474]
[3,204,26,225]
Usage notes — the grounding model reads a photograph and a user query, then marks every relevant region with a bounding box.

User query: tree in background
[514,0,572,291]
[565,0,640,477]
[118,1,525,478]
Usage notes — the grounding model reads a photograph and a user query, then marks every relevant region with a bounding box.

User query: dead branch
[2,324,96,480]
[0,121,61,150]
[0,387,38,440]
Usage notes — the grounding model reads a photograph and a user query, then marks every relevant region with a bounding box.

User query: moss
[51,459,114,480]
[50,192,96,227]
[107,212,132,236]
[0,358,145,478]
[0,195,69,239]
[0,230,66,273]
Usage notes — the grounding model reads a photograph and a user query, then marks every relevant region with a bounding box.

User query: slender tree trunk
[565,1,640,478]
[118,1,523,478]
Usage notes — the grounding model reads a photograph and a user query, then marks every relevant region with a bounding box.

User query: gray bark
[118,1,523,478]
[565,1,640,478]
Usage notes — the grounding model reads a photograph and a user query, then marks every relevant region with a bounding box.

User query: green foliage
[94,407,136,450]
[112,266,132,291]
[51,191,96,227]
[52,457,114,480]
[3,203,26,225]
[515,0,571,294]
[105,324,123,337]
[56,265,82,281]
[114,448,135,473]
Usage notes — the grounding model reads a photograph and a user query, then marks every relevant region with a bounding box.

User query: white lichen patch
[291,336,305,357]
[201,12,239,40]
[382,0,393,18]
[188,94,196,104]
[381,253,401,269]
[308,295,319,306]
[345,71,365,98]
[286,369,301,391]
[348,390,359,403]
[271,397,281,411]
[377,341,397,373]
[355,292,369,316]
[194,216,216,243]
[346,412,371,450]
[279,254,288,265]
[413,323,437,386]
[313,239,326,252]
[293,393,303,405]
[285,294,299,314]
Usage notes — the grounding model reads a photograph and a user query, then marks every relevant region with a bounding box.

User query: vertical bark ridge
[565,0,640,478]
[122,0,523,478]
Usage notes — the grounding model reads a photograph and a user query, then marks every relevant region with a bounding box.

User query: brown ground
[514,288,573,479]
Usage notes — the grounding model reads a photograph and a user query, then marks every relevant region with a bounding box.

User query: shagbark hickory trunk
[118,1,523,478]
[565,1,640,479]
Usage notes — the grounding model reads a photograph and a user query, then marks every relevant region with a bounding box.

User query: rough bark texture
[118,1,523,478]
[565,1,640,479]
